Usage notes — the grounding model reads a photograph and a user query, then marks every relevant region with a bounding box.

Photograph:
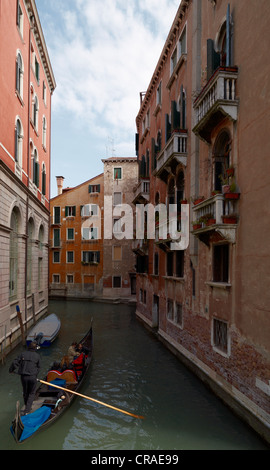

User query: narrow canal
[0,299,267,450]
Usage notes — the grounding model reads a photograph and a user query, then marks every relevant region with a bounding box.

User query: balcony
[132,238,148,256]
[192,192,240,245]
[154,130,188,182]
[193,67,239,143]
[132,178,150,205]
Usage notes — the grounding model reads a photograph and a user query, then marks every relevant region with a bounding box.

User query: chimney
[56,176,65,195]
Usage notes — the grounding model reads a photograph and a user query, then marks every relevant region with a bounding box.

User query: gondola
[10,322,93,444]
[26,313,61,348]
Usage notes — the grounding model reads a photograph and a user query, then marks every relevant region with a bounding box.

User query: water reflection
[0,299,267,450]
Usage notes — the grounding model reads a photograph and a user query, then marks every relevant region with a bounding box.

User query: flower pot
[222,185,230,194]
[192,223,202,230]
[193,198,204,205]
[222,216,237,224]
[206,218,216,226]
[224,192,240,200]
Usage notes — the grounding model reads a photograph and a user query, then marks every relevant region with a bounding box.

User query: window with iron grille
[213,318,228,354]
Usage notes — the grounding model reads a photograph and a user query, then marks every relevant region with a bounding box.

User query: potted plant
[193,195,205,205]
[226,165,234,177]
[222,214,238,224]
[211,189,222,196]
[224,180,240,199]
[200,213,216,226]
[192,220,202,230]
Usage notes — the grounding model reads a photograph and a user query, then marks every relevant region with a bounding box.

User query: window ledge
[164,276,185,282]
[206,281,231,289]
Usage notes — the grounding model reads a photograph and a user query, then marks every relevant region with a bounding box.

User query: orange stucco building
[134,0,270,442]
[0,0,55,352]
[49,175,104,298]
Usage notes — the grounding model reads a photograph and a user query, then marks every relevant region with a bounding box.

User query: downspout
[24,14,34,334]
[48,87,52,303]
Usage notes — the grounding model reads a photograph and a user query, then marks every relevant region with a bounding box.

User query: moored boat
[11,322,93,443]
[26,313,61,348]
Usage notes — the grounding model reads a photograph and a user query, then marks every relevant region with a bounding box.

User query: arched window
[213,131,231,192]
[9,209,19,299]
[16,52,24,97]
[15,118,23,165]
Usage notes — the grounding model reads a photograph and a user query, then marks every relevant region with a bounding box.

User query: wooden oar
[38,379,145,420]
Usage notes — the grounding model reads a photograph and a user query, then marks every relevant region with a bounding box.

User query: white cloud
[43,0,179,135]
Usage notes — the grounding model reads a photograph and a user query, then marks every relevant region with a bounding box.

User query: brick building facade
[134,0,270,442]
[0,0,55,352]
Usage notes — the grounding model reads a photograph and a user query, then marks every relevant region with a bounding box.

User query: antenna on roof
[106,137,116,158]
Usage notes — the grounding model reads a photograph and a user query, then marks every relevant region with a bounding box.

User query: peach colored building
[102,157,138,299]
[0,0,56,353]
[134,0,270,442]
[49,175,104,298]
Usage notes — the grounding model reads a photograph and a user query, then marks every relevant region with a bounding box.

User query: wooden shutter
[42,169,46,195]
[165,114,171,143]
[171,101,180,131]
[207,39,220,80]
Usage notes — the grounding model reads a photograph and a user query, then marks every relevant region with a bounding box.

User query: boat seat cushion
[47,369,78,384]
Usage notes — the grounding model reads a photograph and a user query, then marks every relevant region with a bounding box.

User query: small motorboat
[26,314,61,348]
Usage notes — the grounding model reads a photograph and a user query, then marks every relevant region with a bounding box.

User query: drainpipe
[24,14,34,335]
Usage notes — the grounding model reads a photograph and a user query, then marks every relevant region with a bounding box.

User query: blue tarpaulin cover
[49,378,66,389]
[17,406,51,442]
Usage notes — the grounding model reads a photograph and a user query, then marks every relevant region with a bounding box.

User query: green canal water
[0,299,267,450]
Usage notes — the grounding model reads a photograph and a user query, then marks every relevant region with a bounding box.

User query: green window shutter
[54,228,60,247]
[73,206,76,216]
[34,161,40,187]
[97,184,100,193]
[16,0,20,25]
[171,101,180,131]
[135,133,139,156]
[65,206,68,216]
[89,185,92,193]
[151,138,156,171]
[181,85,186,129]
[207,39,220,80]
[42,170,46,195]
[165,114,171,143]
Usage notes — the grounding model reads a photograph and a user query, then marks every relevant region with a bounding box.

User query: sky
[35,0,181,198]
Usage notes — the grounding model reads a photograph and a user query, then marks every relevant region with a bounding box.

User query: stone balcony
[132,178,150,205]
[193,66,239,143]
[154,130,188,182]
[192,192,240,245]
[132,238,149,256]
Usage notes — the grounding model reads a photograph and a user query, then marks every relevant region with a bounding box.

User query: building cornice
[25,0,56,93]
[136,0,190,126]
